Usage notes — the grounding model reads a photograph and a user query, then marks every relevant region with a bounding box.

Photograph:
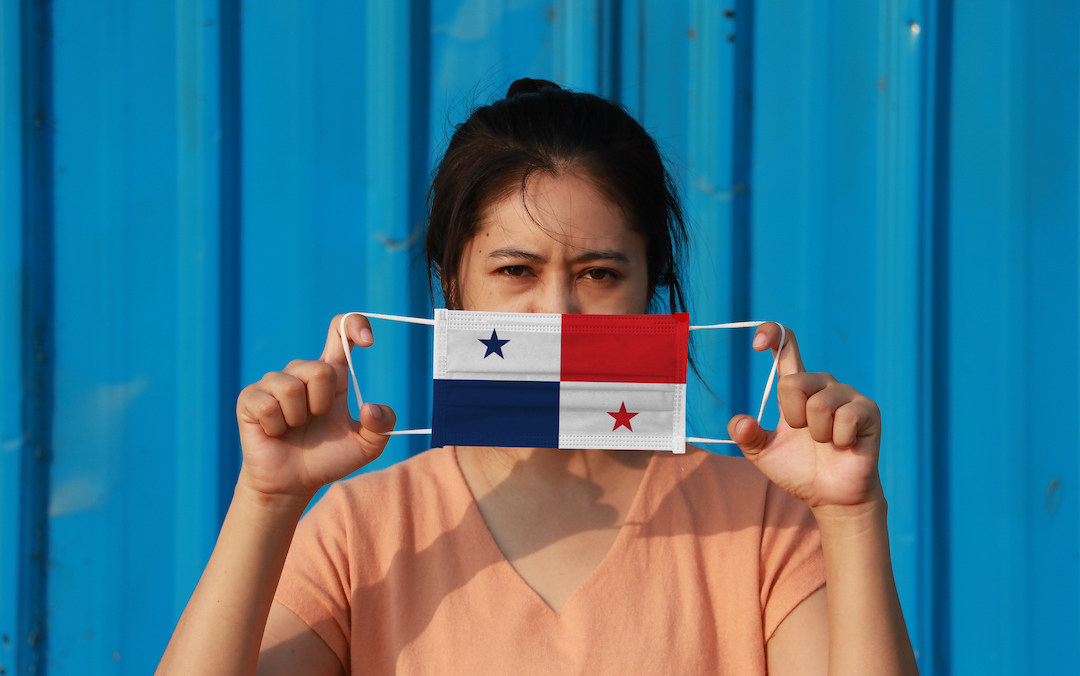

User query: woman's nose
[531,276,579,314]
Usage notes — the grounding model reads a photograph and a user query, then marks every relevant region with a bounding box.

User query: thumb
[352,402,397,464]
[727,415,771,458]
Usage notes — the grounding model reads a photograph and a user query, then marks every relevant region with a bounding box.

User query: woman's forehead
[476,173,635,252]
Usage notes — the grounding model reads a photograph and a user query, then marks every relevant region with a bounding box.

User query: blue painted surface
[5,0,53,673]
[754,2,936,669]
[681,0,747,446]
[49,2,185,670]
[918,2,955,671]
[0,5,23,675]
[1,0,1078,673]
[949,1,1080,673]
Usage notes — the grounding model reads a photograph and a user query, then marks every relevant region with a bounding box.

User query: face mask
[340,310,785,454]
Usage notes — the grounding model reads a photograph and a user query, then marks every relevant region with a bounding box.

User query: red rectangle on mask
[559,313,689,384]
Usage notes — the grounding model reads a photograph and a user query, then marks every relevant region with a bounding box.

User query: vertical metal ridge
[599,0,621,100]
[730,0,754,416]
[554,0,601,92]
[635,0,646,116]
[18,0,54,672]
[364,0,417,464]
[408,0,433,457]
[218,0,243,516]
[922,0,953,672]
[874,0,925,664]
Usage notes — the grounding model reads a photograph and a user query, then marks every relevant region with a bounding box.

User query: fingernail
[367,403,383,421]
[753,333,767,349]
[360,328,373,345]
[736,418,750,436]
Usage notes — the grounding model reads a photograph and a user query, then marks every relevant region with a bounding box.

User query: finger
[776,372,834,429]
[282,359,338,415]
[355,403,398,457]
[753,322,805,376]
[320,313,374,367]
[833,399,880,448]
[727,414,772,457]
[237,386,288,437]
[804,384,857,444]
[259,372,310,428]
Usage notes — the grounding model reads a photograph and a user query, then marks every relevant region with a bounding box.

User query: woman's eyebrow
[569,250,630,265]
[486,248,630,264]
[487,249,545,262]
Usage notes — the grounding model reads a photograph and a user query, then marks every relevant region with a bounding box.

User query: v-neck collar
[449,446,658,618]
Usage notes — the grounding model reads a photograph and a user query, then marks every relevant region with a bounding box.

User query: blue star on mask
[479,329,510,359]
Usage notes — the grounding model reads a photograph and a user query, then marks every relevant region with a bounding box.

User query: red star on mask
[607,401,639,432]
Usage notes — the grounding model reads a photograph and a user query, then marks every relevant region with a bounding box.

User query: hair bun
[505,78,562,98]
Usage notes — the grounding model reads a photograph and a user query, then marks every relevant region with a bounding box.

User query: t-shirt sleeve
[759,480,826,641]
[275,483,353,672]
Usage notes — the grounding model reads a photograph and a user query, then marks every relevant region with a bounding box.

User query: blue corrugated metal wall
[1,0,1077,673]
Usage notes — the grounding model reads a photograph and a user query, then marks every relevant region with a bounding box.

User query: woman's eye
[583,268,616,281]
[500,266,528,277]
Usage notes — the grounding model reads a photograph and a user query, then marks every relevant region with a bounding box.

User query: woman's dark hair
[424,78,689,313]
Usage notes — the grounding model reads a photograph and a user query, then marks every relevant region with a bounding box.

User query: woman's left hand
[728,323,883,511]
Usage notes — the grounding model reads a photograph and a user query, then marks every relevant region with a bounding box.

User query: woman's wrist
[233,475,315,519]
[810,491,889,542]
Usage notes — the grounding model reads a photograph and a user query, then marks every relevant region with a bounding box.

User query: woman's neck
[454,446,655,613]
[456,446,652,508]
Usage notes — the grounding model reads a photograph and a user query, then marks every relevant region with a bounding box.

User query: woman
[157,79,918,675]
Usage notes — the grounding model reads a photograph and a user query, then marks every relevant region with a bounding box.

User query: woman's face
[457,172,650,315]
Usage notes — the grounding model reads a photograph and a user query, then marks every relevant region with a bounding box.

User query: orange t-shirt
[276,446,825,675]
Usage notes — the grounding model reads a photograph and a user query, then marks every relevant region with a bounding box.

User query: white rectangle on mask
[434,309,562,382]
[557,381,686,453]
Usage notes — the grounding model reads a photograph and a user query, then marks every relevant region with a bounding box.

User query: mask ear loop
[337,313,787,444]
[339,312,434,436]
[685,322,787,446]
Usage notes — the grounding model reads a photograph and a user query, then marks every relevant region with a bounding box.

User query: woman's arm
[730,323,918,676]
[257,601,345,676]
[155,315,395,675]
[155,485,315,675]
[765,499,918,676]
[766,587,829,674]
[814,497,917,675]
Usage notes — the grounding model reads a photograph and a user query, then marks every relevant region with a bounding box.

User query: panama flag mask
[340,310,786,454]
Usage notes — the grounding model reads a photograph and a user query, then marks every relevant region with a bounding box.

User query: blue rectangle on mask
[431,379,560,449]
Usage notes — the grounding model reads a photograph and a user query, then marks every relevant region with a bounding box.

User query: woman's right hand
[235,313,397,502]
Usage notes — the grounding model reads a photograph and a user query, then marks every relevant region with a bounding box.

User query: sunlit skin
[456,171,650,316]
[156,170,918,676]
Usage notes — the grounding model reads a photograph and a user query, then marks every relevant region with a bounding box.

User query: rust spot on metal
[375,220,425,252]
[1046,477,1061,513]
